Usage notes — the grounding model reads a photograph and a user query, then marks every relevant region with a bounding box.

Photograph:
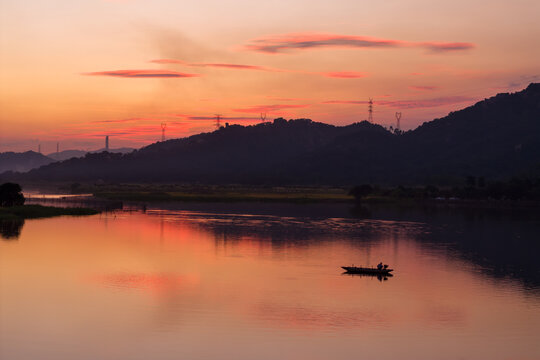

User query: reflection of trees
[0,219,25,240]
[147,202,540,290]
[367,203,540,290]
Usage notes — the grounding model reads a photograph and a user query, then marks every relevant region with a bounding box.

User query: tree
[0,183,25,207]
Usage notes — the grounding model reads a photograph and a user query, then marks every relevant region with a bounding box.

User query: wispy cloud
[151,58,366,79]
[83,69,201,78]
[245,33,474,54]
[409,85,439,91]
[321,71,367,79]
[187,116,261,121]
[379,96,475,109]
[90,117,161,124]
[265,96,305,101]
[150,59,275,72]
[323,100,368,105]
[233,104,309,114]
[323,96,475,109]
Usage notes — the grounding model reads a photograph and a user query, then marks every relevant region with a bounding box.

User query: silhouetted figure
[377,262,383,270]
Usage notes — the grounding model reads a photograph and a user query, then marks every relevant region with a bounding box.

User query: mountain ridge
[2,84,539,185]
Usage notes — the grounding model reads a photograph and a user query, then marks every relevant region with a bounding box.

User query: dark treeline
[2,83,539,186]
[350,175,540,203]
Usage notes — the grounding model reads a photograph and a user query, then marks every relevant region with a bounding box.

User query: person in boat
[377,262,383,270]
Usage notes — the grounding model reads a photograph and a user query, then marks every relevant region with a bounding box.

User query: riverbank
[0,205,99,220]
[94,190,352,203]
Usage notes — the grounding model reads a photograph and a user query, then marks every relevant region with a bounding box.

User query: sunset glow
[1,0,539,151]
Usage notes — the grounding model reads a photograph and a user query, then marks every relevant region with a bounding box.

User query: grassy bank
[95,190,353,203]
[0,205,100,220]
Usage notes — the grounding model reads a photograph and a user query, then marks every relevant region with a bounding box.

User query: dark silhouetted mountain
[0,151,54,173]
[47,147,135,161]
[3,83,540,185]
[91,147,135,155]
[47,150,88,161]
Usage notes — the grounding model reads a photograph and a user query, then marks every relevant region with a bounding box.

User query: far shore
[16,182,540,208]
[0,204,100,220]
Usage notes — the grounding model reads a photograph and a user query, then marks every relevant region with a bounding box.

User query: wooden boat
[341,266,394,275]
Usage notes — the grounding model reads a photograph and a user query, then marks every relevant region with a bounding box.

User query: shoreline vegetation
[39,179,537,207]
[0,204,99,220]
[93,189,352,203]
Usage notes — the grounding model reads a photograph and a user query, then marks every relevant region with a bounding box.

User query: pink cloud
[323,100,368,105]
[150,59,275,72]
[245,33,474,54]
[323,96,475,109]
[265,96,304,101]
[420,42,475,52]
[83,69,200,78]
[409,85,439,91]
[187,116,261,121]
[378,96,475,109]
[150,59,189,65]
[151,59,366,78]
[233,104,309,114]
[321,71,367,78]
[90,117,161,124]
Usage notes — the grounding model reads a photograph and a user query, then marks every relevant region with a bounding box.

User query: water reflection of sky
[1,204,539,360]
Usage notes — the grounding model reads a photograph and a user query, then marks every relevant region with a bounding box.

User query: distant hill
[3,83,540,185]
[0,151,54,173]
[47,147,135,161]
[47,150,88,161]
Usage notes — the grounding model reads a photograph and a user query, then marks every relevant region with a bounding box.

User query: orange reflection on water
[88,273,200,296]
[1,210,539,360]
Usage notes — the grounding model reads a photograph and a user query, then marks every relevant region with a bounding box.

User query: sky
[1,0,539,152]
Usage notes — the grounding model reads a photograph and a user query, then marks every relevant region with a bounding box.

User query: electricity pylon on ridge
[215,114,222,129]
[260,113,267,123]
[161,123,167,141]
[395,112,402,131]
[368,98,373,123]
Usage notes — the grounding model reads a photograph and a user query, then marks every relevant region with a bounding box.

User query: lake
[1,202,539,360]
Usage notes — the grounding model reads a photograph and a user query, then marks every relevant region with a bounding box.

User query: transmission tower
[105,135,109,151]
[395,112,402,131]
[215,114,222,129]
[57,142,59,154]
[368,98,373,123]
[38,143,41,154]
[260,113,267,123]
[161,123,167,141]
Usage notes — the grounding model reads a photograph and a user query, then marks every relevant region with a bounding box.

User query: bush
[0,183,25,207]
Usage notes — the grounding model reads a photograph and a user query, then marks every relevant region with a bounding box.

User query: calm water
[1,203,539,360]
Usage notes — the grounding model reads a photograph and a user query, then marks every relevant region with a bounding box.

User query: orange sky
[1,0,539,152]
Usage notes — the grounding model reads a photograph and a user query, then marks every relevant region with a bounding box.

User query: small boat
[341,266,394,275]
